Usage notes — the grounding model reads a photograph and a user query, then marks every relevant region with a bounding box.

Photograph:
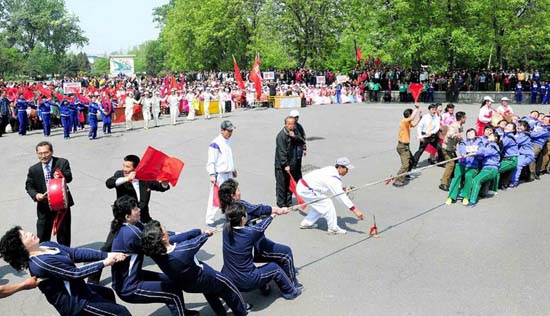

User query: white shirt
[206,134,235,175]
[115,177,141,201]
[301,166,354,209]
[478,106,494,123]
[416,113,441,138]
[167,95,181,108]
[496,104,514,116]
[140,97,152,113]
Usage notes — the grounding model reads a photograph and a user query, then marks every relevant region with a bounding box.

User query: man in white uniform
[296,157,365,234]
[124,91,138,130]
[165,88,182,125]
[151,91,161,127]
[139,91,152,129]
[205,120,237,226]
[203,89,213,119]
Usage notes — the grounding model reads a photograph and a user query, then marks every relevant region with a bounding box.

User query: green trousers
[498,156,518,187]
[448,165,478,200]
[467,167,499,203]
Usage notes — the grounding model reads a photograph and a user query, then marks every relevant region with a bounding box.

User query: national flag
[233,55,245,90]
[135,146,185,187]
[250,54,262,100]
[409,83,424,103]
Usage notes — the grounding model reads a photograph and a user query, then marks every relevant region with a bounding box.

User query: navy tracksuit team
[87,101,101,140]
[111,222,190,316]
[28,241,130,316]
[150,229,249,316]
[16,98,34,135]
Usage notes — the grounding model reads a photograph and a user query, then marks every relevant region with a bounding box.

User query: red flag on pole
[250,54,262,100]
[212,183,221,207]
[355,47,363,63]
[409,83,423,103]
[37,84,52,99]
[287,171,306,210]
[135,146,185,187]
[233,55,245,91]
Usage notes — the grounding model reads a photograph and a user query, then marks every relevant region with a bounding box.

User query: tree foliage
[156,0,550,72]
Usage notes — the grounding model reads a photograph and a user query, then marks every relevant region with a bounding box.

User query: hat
[221,120,235,131]
[501,97,510,101]
[483,96,495,102]
[336,157,354,169]
[289,110,300,117]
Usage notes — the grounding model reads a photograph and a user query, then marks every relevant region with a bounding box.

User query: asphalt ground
[1,101,549,316]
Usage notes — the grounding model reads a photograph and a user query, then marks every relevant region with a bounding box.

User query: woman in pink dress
[475,97,495,136]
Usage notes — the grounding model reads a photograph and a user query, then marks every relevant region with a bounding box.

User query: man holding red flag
[205,120,237,227]
[87,154,171,284]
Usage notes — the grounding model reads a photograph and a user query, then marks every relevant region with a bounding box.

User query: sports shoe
[260,284,271,296]
[294,281,304,291]
[327,227,347,235]
[246,303,253,311]
[462,198,469,206]
[282,288,302,300]
[299,223,318,229]
[445,198,454,205]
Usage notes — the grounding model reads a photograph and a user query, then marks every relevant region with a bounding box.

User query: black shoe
[246,303,253,311]
[393,182,405,187]
[535,174,540,180]
[405,175,412,180]
[438,184,449,192]
[184,309,200,316]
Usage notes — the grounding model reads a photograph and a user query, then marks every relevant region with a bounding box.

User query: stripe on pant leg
[135,289,184,316]
[215,273,246,309]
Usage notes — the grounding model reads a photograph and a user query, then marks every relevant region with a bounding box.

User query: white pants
[218,101,225,118]
[170,106,178,125]
[187,104,195,120]
[152,111,160,127]
[296,182,340,231]
[205,172,233,225]
[143,111,151,129]
[204,101,210,119]
[125,109,133,129]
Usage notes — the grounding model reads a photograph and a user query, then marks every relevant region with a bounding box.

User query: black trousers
[275,168,291,207]
[412,134,442,169]
[0,114,9,136]
[37,208,71,246]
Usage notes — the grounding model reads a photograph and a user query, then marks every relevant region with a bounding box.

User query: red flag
[287,171,306,210]
[170,75,178,91]
[375,56,381,67]
[355,47,362,63]
[22,88,35,101]
[135,146,185,187]
[37,84,52,99]
[409,83,423,102]
[6,87,18,101]
[233,55,245,90]
[250,54,262,100]
[212,183,220,207]
[55,92,66,103]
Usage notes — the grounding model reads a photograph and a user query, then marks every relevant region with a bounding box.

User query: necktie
[44,164,51,183]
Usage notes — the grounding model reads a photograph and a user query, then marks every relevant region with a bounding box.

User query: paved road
[1,102,548,316]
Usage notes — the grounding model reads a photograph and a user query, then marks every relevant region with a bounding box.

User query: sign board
[110,56,135,75]
[336,75,349,83]
[263,72,275,80]
[63,82,81,94]
[316,76,326,85]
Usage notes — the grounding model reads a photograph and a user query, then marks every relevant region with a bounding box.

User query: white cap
[289,110,300,117]
[483,96,494,102]
[336,157,354,169]
[501,97,510,101]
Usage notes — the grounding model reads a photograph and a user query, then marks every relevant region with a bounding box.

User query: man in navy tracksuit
[219,178,299,288]
[16,95,34,135]
[87,97,101,140]
[0,226,130,316]
[110,197,198,316]
[141,220,249,316]
[222,203,301,300]
[38,99,52,136]
[69,101,79,133]
[529,122,550,179]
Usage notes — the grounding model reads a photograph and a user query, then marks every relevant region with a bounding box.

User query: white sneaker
[299,223,318,229]
[327,227,347,235]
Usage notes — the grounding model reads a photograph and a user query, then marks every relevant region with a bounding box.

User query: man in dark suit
[25,141,73,246]
[274,116,305,207]
[88,154,169,284]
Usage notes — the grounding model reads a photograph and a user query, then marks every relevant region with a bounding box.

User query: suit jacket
[274,128,305,169]
[26,157,74,212]
[105,170,169,214]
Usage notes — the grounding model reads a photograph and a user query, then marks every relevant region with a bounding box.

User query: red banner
[135,146,185,187]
